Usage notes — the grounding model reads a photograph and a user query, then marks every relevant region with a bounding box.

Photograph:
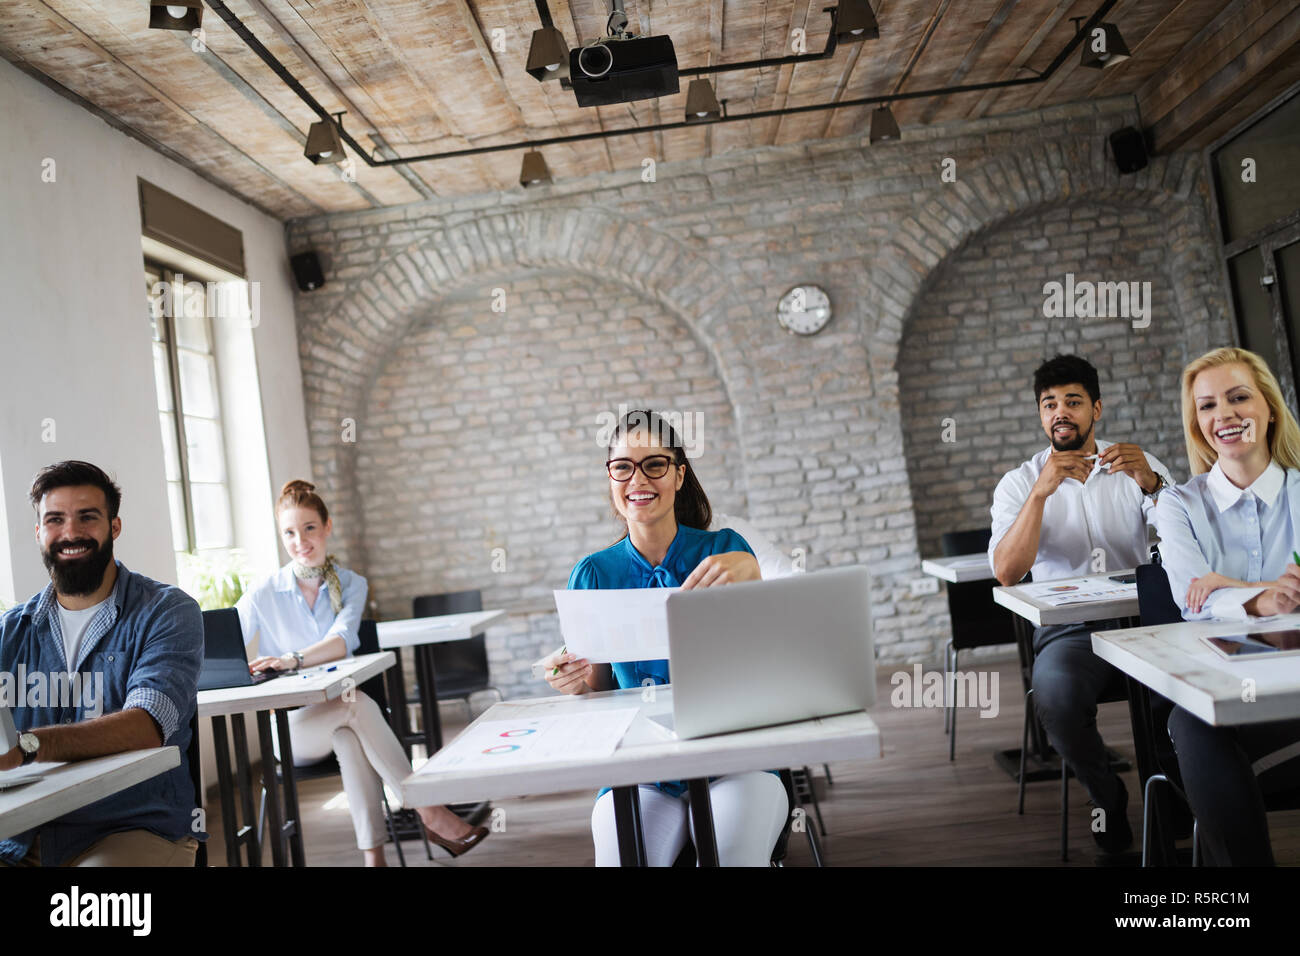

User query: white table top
[993,570,1140,626]
[921,553,995,583]
[400,686,882,806]
[0,747,180,842]
[1091,615,1300,726]
[196,651,396,717]
[374,610,506,649]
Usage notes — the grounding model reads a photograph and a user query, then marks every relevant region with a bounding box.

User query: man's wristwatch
[18,733,39,766]
[1145,473,1168,498]
[291,651,305,670]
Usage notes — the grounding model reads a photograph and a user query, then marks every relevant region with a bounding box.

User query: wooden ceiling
[2,1,1296,220]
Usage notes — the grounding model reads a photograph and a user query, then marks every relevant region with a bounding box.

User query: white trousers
[591,771,789,867]
[278,692,413,850]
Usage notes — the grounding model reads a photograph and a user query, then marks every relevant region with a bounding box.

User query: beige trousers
[281,691,415,850]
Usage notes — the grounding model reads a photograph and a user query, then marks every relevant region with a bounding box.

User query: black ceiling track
[202,0,1117,169]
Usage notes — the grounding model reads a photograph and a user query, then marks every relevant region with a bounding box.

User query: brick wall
[284,96,1231,700]
[900,200,1210,560]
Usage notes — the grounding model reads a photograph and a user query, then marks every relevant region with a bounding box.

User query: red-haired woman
[236,480,487,865]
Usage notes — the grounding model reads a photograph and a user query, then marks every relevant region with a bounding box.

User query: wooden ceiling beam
[966,0,1074,119]
[917,0,1019,125]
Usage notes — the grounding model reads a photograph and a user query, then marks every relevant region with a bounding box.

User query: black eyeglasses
[606,455,679,482]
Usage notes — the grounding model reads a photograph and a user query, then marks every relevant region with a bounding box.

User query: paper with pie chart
[419,708,640,772]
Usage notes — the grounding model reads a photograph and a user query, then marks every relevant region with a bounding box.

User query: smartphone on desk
[1108,573,1137,584]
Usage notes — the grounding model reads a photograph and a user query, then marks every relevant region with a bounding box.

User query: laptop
[659,565,876,739]
[198,608,286,691]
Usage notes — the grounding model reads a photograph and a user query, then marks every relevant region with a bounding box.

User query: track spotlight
[520,151,551,187]
[305,113,346,165]
[868,105,900,143]
[1080,22,1131,69]
[526,26,570,81]
[833,1,880,42]
[148,0,202,32]
[684,79,721,123]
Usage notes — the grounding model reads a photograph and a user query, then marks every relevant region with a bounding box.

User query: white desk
[401,686,880,865]
[377,611,505,757]
[993,571,1140,627]
[196,652,396,867]
[1091,615,1300,727]
[196,652,396,718]
[0,747,180,842]
[375,610,506,649]
[921,553,995,583]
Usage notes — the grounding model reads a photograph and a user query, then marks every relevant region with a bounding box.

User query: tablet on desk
[1202,630,1300,660]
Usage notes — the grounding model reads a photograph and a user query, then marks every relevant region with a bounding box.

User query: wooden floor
[204,659,1300,867]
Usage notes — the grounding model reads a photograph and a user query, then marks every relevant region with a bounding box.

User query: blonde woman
[1155,347,1300,865]
[237,480,488,866]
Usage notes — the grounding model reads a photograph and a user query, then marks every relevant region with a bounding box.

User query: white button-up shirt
[235,562,367,658]
[989,439,1174,583]
[1156,460,1298,620]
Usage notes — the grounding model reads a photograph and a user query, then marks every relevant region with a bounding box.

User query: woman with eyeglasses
[236,480,488,865]
[545,410,789,866]
[1155,348,1300,865]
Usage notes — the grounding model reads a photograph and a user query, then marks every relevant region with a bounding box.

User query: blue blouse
[567,524,754,798]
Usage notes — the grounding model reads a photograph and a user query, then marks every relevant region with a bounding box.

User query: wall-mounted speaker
[290,251,324,292]
[1109,126,1149,175]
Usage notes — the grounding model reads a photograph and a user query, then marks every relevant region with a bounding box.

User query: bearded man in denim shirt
[0,461,204,866]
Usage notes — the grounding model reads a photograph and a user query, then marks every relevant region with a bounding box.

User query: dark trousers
[1167,707,1300,866]
[1031,620,1128,812]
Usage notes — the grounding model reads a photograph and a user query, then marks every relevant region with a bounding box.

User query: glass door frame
[1205,80,1300,409]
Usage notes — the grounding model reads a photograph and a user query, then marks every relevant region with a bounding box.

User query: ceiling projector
[568,35,679,107]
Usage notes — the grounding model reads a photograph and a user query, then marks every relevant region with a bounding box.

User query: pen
[552,645,566,675]
[1292,550,1299,567]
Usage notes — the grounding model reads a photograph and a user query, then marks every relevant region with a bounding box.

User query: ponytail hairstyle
[1180,347,1300,476]
[277,479,330,523]
[606,409,711,536]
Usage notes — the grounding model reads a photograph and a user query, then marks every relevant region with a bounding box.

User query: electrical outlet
[910,576,940,597]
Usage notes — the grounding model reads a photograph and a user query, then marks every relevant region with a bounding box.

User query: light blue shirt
[1155,460,1299,620]
[235,563,367,657]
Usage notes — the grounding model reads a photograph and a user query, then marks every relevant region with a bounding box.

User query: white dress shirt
[1155,460,1298,621]
[989,439,1174,583]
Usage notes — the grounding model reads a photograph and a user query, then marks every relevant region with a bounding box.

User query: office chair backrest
[941,528,992,557]
[412,591,491,699]
[938,528,1013,652]
[1136,563,1184,627]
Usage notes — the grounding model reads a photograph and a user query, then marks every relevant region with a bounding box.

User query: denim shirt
[568,525,755,798]
[0,561,204,865]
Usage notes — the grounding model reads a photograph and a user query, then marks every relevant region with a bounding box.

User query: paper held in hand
[552,588,677,663]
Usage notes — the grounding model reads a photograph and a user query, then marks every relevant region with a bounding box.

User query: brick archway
[296,209,756,566]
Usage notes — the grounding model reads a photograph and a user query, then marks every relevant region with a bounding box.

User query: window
[1209,85,1300,407]
[145,262,235,561]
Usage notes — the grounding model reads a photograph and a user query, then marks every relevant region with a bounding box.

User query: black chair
[938,529,1018,761]
[411,590,502,718]
[257,620,432,866]
[185,710,206,867]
